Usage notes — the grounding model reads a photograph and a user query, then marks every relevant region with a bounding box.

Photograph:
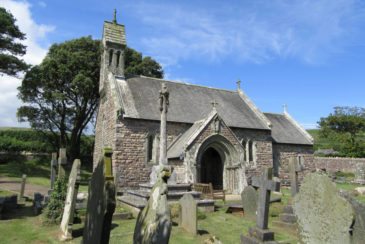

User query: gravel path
[0,177,49,197]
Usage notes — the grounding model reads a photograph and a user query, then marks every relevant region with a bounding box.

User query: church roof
[118,76,271,130]
[264,113,314,145]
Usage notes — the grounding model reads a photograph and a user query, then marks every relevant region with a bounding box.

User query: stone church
[93,17,314,194]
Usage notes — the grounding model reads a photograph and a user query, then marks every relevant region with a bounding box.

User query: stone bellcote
[101,10,126,84]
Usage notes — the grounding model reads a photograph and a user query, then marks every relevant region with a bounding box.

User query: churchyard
[1,153,365,243]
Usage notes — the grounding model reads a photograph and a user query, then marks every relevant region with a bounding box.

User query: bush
[43,177,67,224]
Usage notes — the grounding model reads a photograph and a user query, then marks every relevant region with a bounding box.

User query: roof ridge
[264,112,284,116]
[134,75,238,93]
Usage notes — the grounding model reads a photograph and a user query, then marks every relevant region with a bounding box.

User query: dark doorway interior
[200,147,223,190]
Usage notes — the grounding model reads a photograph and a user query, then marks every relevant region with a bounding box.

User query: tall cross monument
[159,83,169,166]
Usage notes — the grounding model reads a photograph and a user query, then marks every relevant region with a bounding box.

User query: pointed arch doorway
[200,147,224,190]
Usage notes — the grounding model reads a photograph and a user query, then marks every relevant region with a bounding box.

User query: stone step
[126,189,202,201]
[118,195,147,210]
[139,183,191,192]
[117,195,215,213]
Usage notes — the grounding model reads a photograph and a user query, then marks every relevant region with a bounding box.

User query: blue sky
[2,0,365,129]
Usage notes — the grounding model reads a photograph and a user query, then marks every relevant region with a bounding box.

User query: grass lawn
[0,196,299,244]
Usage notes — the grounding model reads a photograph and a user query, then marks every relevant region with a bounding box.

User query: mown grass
[0,197,299,244]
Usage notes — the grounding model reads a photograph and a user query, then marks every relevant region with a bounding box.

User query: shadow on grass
[72,222,119,238]
[0,160,50,179]
[1,203,36,220]
[198,229,209,235]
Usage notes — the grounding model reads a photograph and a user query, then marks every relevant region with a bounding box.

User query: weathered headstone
[82,148,116,244]
[179,193,197,235]
[50,152,57,189]
[33,192,44,215]
[60,159,81,241]
[241,168,280,244]
[58,148,67,179]
[354,163,365,185]
[241,185,258,219]
[293,173,354,244]
[19,174,27,200]
[278,156,303,226]
[134,166,172,244]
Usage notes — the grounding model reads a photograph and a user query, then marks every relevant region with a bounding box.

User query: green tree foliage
[0,7,28,76]
[17,37,100,162]
[319,106,365,157]
[17,37,163,162]
[124,47,163,78]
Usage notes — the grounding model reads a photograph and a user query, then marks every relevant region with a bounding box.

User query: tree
[0,7,28,76]
[17,36,163,161]
[125,47,163,78]
[318,106,365,157]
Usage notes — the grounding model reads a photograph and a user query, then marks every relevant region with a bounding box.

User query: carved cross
[252,167,280,230]
[159,83,169,113]
[289,156,303,197]
[211,100,218,109]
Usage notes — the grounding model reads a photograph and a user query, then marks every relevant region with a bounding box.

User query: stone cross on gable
[251,167,280,230]
[236,80,241,89]
[289,156,303,197]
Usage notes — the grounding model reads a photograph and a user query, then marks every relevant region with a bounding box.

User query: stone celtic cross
[252,167,280,230]
[159,83,169,166]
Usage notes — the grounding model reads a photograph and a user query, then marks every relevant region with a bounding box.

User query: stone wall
[272,143,314,183]
[93,78,117,169]
[113,119,190,189]
[314,157,365,173]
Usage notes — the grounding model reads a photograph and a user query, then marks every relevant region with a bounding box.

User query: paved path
[0,177,49,197]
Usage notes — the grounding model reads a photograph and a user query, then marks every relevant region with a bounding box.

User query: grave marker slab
[82,148,116,244]
[60,159,81,240]
[19,174,26,200]
[58,148,67,179]
[293,173,353,244]
[50,152,57,189]
[134,166,172,244]
[241,186,258,219]
[241,168,280,244]
[179,193,197,235]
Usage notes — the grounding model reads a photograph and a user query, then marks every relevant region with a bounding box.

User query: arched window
[241,139,247,161]
[116,51,121,67]
[147,134,154,162]
[108,49,113,66]
[248,141,253,162]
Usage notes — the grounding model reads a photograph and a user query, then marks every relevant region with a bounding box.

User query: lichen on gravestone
[293,173,354,244]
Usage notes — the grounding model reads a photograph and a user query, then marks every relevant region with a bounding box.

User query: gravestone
[19,174,27,200]
[58,148,67,179]
[60,159,81,240]
[82,148,116,244]
[179,193,197,235]
[241,168,280,244]
[354,163,365,185]
[50,152,57,190]
[33,192,44,215]
[134,166,172,244]
[241,185,258,219]
[278,156,303,226]
[293,173,354,244]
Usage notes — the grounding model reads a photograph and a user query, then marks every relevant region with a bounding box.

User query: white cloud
[0,0,54,127]
[129,0,365,66]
